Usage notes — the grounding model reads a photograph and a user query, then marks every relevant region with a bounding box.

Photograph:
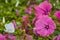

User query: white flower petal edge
[2,17,5,23]
[15,0,19,7]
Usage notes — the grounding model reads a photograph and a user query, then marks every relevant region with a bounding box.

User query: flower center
[45,25,49,30]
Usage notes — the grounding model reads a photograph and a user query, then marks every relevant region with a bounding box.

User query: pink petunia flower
[22,16,28,21]
[33,15,56,37]
[25,34,33,40]
[21,16,30,34]
[53,34,60,40]
[4,34,16,40]
[32,17,36,24]
[33,1,52,23]
[0,34,6,40]
[27,0,30,6]
[34,6,44,19]
[25,6,32,14]
[54,11,60,19]
[8,35,16,40]
[34,1,52,18]
[54,11,60,24]
[21,34,33,40]
[15,9,19,16]
[22,16,30,25]
[12,20,17,29]
[53,36,57,40]
[20,26,24,30]
[39,1,52,15]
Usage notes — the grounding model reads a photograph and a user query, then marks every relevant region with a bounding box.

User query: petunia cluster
[0,0,60,40]
[33,1,56,37]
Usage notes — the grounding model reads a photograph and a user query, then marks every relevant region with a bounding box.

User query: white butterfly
[5,22,15,33]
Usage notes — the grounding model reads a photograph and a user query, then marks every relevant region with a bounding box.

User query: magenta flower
[21,16,30,34]
[33,1,52,22]
[34,1,52,17]
[54,11,60,19]
[20,26,24,30]
[15,9,19,16]
[22,16,28,21]
[53,36,57,40]
[27,0,30,6]
[21,34,33,40]
[33,15,56,37]
[0,34,6,40]
[4,34,16,40]
[25,6,32,14]
[12,20,17,29]
[32,17,36,24]
[39,1,52,15]
[25,34,33,40]
[54,11,60,24]
[53,34,60,40]
[34,6,44,19]
[8,35,16,40]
